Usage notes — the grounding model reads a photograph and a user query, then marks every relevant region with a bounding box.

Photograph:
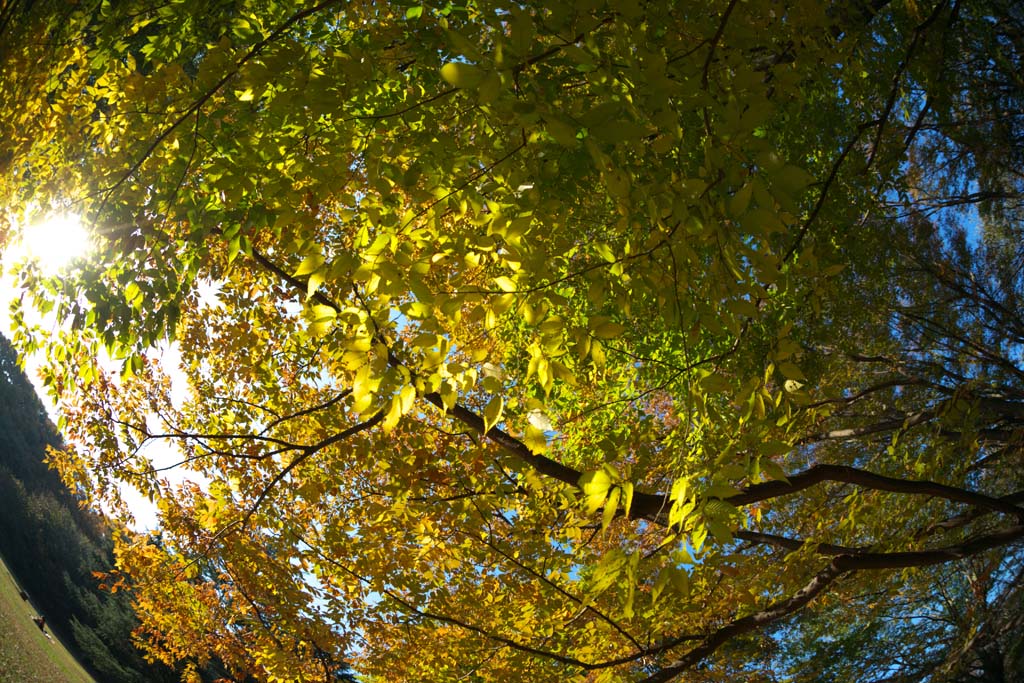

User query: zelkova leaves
[4,1,1024,682]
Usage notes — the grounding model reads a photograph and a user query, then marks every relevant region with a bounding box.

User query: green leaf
[705,483,742,499]
[707,519,734,543]
[669,566,690,596]
[700,373,731,393]
[594,242,616,263]
[729,183,752,216]
[762,459,790,482]
[477,69,502,103]
[592,320,626,339]
[651,567,670,603]
[589,549,627,595]
[410,332,438,348]
[777,164,814,194]
[545,117,578,147]
[778,362,806,381]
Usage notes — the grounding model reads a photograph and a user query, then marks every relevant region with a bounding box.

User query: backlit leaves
[3,1,1023,682]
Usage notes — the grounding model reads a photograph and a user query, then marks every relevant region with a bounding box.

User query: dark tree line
[0,332,180,683]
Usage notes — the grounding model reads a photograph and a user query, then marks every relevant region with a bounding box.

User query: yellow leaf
[306,269,325,299]
[311,304,336,321]
[523,424,547,454]
[536,357,552,393]
[441,382,457,411]
[482,395,503,433]
[620,481,634,519]
[399,384,416,414]
[308,318,334,337]
[601,486,620,532]
[382,395,402,433]
[493,275,516,292]
[579,469,612,514]
[440,62,485,89]
[294,254,325,277]
[593,320,626,339]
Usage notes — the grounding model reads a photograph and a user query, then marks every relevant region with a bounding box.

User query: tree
[1,0,1022,681]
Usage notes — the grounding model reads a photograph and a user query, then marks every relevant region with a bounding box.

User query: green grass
[0,554,96,683]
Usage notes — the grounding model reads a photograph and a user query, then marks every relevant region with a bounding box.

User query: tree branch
[725,463,1024,520]
[800,406,938,442]
[240,411,384,528]
[641,562,846,682]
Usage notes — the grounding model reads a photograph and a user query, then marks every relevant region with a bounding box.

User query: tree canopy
[1,0,1023,681]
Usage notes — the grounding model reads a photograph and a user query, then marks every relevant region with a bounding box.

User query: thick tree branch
[424,395,586,489]
[735,529,866,556]
[834,524,1024,571]
[800,407,938,443]
[725,463,1024,520]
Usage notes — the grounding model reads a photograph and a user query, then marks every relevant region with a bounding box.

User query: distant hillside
[0,333,179,683]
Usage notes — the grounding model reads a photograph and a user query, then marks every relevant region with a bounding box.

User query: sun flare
[17,212,94,273]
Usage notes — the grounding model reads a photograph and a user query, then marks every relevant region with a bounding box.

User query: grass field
[0,554,96,683]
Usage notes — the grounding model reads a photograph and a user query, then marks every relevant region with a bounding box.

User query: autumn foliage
[2,1,1023,681]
